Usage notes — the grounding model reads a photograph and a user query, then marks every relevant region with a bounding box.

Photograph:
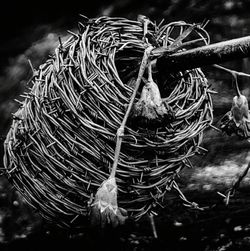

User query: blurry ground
[1,133,250,251]
[1,0,250,250]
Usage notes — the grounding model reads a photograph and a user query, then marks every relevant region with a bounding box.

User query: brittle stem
[110,46,153,178]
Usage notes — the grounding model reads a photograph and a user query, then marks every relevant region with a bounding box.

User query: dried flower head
[131,80,173,128]
[220,94,250,141]
[231,94,250,127]
[90,177,128,228]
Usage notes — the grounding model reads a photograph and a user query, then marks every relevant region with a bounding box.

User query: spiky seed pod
[90,177,128,228]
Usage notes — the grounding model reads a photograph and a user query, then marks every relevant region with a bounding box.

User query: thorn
[79,14,89,22]
[158,18,165,28]
[87,180,92,190]
[14,99,23,105]
[197,146,208,153]
[201,19,210,28]
[207,89,218,94]
[28,59,38,76]
[148,214,158,239]
[78,22,86,33]
[217,191,226,198]
[58,36,64,50]
[209,124,221,132]
[70,214,79,224]
[67,30,79,38]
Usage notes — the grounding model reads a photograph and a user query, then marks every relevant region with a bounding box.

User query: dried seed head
[90,177,128,228]
[220,95,250,140]
[231,94,250,127]
[130,80,174,128]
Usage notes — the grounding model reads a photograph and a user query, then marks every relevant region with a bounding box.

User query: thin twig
[213,64,250,78]
[225,161,250,205]
[110,46,153,178]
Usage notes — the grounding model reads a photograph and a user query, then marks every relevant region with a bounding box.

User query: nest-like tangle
[4,16,213,228]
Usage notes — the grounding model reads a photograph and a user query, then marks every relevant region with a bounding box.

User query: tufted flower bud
[231,94,250,127]
[90,177,128,228]
[131,80,173,128]
[220,94,250,141]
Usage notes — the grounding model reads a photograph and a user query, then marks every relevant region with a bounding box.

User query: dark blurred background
[1,0,250,250]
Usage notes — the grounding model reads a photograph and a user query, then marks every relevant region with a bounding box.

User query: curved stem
[225,160,250,205]
[212,64,244,97]
[147,61,153,82]
[213,64,250,78]
[110,46,153,178]
[232,72,241,97]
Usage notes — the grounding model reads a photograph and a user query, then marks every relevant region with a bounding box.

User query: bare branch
[156,36,250,72]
